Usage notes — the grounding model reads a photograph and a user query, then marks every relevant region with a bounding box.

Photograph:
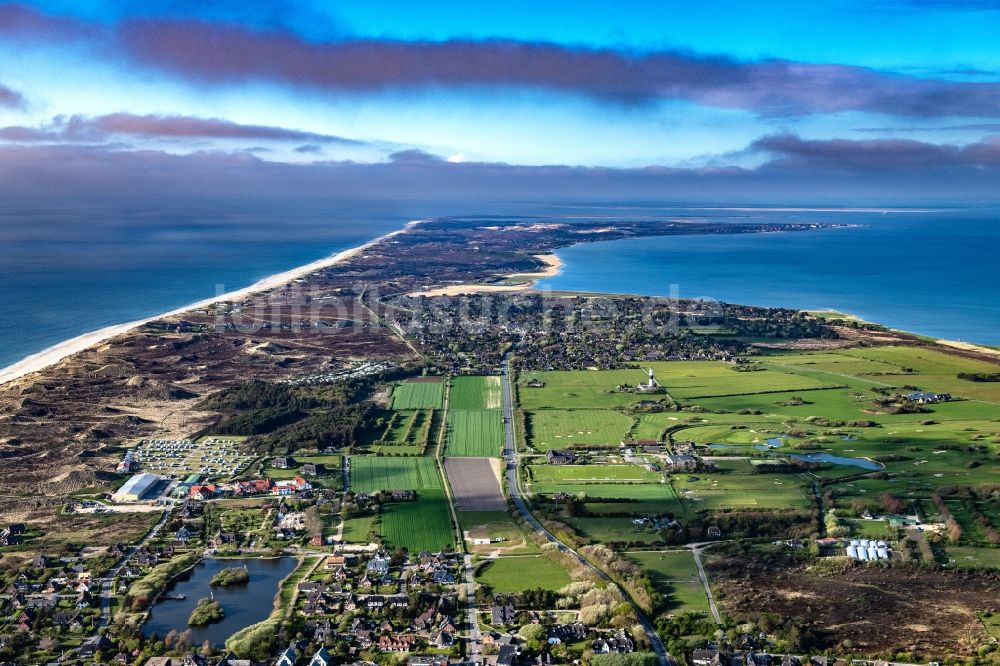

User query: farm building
[112,473,164,502]
[906,391,952,403]
[546,450,577,465]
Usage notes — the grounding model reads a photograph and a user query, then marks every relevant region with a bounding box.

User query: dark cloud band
[3,4,1000,118]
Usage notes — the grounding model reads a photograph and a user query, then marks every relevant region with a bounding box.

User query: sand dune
[0,224,418,386]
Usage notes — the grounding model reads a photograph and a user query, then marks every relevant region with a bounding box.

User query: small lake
[790,453,884,471]
[143,558,297,647]
[754,437,784,451]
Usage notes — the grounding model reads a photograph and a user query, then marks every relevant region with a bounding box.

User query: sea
[535,205,1000,346]
[1,201,998,372]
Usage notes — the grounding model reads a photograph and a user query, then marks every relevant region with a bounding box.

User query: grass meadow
[475,554,571,593]
[446,409,504,457]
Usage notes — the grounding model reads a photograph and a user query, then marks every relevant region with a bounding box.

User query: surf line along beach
[0,222,423,387]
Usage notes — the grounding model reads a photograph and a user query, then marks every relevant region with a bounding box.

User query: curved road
[499,360,674,666]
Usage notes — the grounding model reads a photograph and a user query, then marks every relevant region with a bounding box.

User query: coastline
[0,223,421,387]
[408,253,562,297]
[3,214,997,387]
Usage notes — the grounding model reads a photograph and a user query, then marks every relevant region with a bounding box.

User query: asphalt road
[464,554,483,663]
[499,359,674,666]
[95,504,172,628]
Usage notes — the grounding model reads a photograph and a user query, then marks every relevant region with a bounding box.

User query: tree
[518,623,547,652]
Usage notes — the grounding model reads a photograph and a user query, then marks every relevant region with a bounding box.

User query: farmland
[363,408,439,455]
[450,375,503,410]
[390,378,445,410]
[445,457,506,511]
[446,409,504,457]
[380,488,454,552]
[349,456,442,493]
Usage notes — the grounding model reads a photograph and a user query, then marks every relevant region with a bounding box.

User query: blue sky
[0,1,998,203]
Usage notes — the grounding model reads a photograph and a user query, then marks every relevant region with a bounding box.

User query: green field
[459,510,539,553]
[446,409,504,457]
[380,489,454,552]
[476,554,572,593]
[565,516,671,545]
[391,380,445,410]
[945,546,1000,570]
[627,550,711,615]
[450,376,503,410]
[529,464,662,484]
[672,473,811,510]
[515,346,1000,542]
[519,362,838,410]
[349,456,442,493]
[341,514,377,543]
[526,409,633,450]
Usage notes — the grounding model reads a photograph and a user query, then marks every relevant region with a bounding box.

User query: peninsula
[1,216,999,666]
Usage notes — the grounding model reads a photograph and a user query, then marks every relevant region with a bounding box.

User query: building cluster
[691,650,829,666]
[116,449,140,474]
[186,476,312,501]
[281,360,395,387]
[0,523,25,547]
[845,539,892,561]
[389,293,769,374]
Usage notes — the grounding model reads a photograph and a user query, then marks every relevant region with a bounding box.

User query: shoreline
[2,217,997,386]
[0,222,423,387]
[408,253,562,297]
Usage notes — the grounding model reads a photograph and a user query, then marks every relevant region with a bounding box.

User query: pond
[790,453,884,471]
[143,557,298,647]
[754,437,784,451]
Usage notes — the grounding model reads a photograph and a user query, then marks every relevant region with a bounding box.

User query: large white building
[112,473,164,502]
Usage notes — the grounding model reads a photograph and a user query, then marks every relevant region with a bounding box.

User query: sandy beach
[409,253,562,297]
[0,223,419,387]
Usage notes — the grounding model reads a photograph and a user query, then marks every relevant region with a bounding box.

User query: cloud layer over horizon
[1,1,999,202]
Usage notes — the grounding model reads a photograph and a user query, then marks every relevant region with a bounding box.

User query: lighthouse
[637,367,660,392]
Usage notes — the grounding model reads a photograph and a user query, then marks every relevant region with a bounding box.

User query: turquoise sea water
[537,207,1000,346]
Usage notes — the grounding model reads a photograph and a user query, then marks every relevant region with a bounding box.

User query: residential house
[307,647,333,666]
[545,450,577,465]
[497,644,518,666]
[274,645,297,666]
[491,604,516,626]
[78,634,113,658]
[592,631,634,654]
[409,658,449,666]
[548,623,587,644]
[378,634,418,652]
